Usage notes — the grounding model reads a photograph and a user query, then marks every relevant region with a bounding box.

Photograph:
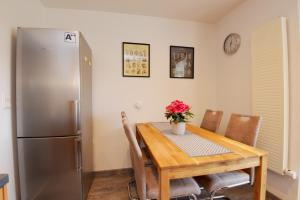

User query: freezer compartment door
[16,28,80,137]
[18,136,82,200]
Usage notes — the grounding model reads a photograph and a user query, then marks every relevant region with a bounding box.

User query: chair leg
[190,194,198,200]
[127,178,139,200]
[210,188,230,200]
[169,194,198,200]
[209,181,250,200]
[128,181,199,200]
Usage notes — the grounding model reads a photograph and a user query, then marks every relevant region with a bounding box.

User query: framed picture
[170,46,194,79]
[122,42,150,77]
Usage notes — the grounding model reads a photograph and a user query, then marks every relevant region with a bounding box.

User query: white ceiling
[41,0,245,23]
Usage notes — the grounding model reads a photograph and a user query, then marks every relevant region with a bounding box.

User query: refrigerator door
[16,28,80,138]
[18,136,82,200]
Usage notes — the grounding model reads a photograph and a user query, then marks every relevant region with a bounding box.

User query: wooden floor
[87,169,280,200]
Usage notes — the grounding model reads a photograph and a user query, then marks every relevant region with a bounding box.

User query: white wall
[215,0,300,199]
[0,0,217,199]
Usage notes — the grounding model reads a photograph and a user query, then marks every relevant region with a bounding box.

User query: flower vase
[171,122,186,135]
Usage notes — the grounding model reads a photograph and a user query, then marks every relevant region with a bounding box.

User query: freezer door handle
[74,137,82,172]
[72,100,80,134]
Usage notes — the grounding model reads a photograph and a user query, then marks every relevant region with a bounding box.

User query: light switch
[134,101,143,110]
[1,94,11,109]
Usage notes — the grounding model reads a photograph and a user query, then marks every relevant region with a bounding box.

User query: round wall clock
[223,33,241,55]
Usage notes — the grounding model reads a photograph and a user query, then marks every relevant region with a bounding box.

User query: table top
[136,123,267,170]
[0,174,9,188]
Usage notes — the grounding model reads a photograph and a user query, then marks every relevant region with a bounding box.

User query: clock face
[224,33,241,55]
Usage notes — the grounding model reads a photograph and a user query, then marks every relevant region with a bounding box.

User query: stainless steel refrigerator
[16,28,93,200]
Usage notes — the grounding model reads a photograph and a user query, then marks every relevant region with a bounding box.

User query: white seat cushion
[195,170,250,193]
[146,167,201,199]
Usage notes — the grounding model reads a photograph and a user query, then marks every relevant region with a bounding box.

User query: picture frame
[170,46,194,79]
[122,42,150,77]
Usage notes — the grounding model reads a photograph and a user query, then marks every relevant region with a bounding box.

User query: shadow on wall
[10,28,20,200]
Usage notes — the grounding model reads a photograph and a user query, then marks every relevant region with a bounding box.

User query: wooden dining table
[136,123,268,200]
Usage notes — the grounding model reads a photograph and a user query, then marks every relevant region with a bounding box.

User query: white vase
[171,122,186,135]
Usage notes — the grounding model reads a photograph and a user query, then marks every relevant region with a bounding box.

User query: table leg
[159,169,169,200]
[254,155,267,200]
[0,185,8,200]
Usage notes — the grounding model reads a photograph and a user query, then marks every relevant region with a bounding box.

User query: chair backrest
[225,114,262,185]
[122,117,147,200]
[225,114,262,146]
[200,109,223,132]
[121,111,127,119]
[121,111,134,170]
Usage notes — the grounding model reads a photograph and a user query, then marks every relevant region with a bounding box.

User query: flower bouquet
[165,100,193,135]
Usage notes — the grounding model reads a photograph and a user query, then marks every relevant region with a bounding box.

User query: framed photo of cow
[170,46,194,79]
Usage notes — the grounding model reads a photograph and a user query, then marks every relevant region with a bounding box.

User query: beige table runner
[151,122,231,157]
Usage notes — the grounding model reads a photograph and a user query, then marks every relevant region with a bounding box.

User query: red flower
[165,100,193,123]
[165,100,190,113]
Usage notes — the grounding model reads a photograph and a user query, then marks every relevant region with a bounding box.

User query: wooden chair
[200,110,223,132]
[196,114,262,199]
[122,118,201,200]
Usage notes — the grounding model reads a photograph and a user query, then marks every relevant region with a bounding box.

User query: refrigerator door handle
[74,137,82,172]
[72,100,80,134]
